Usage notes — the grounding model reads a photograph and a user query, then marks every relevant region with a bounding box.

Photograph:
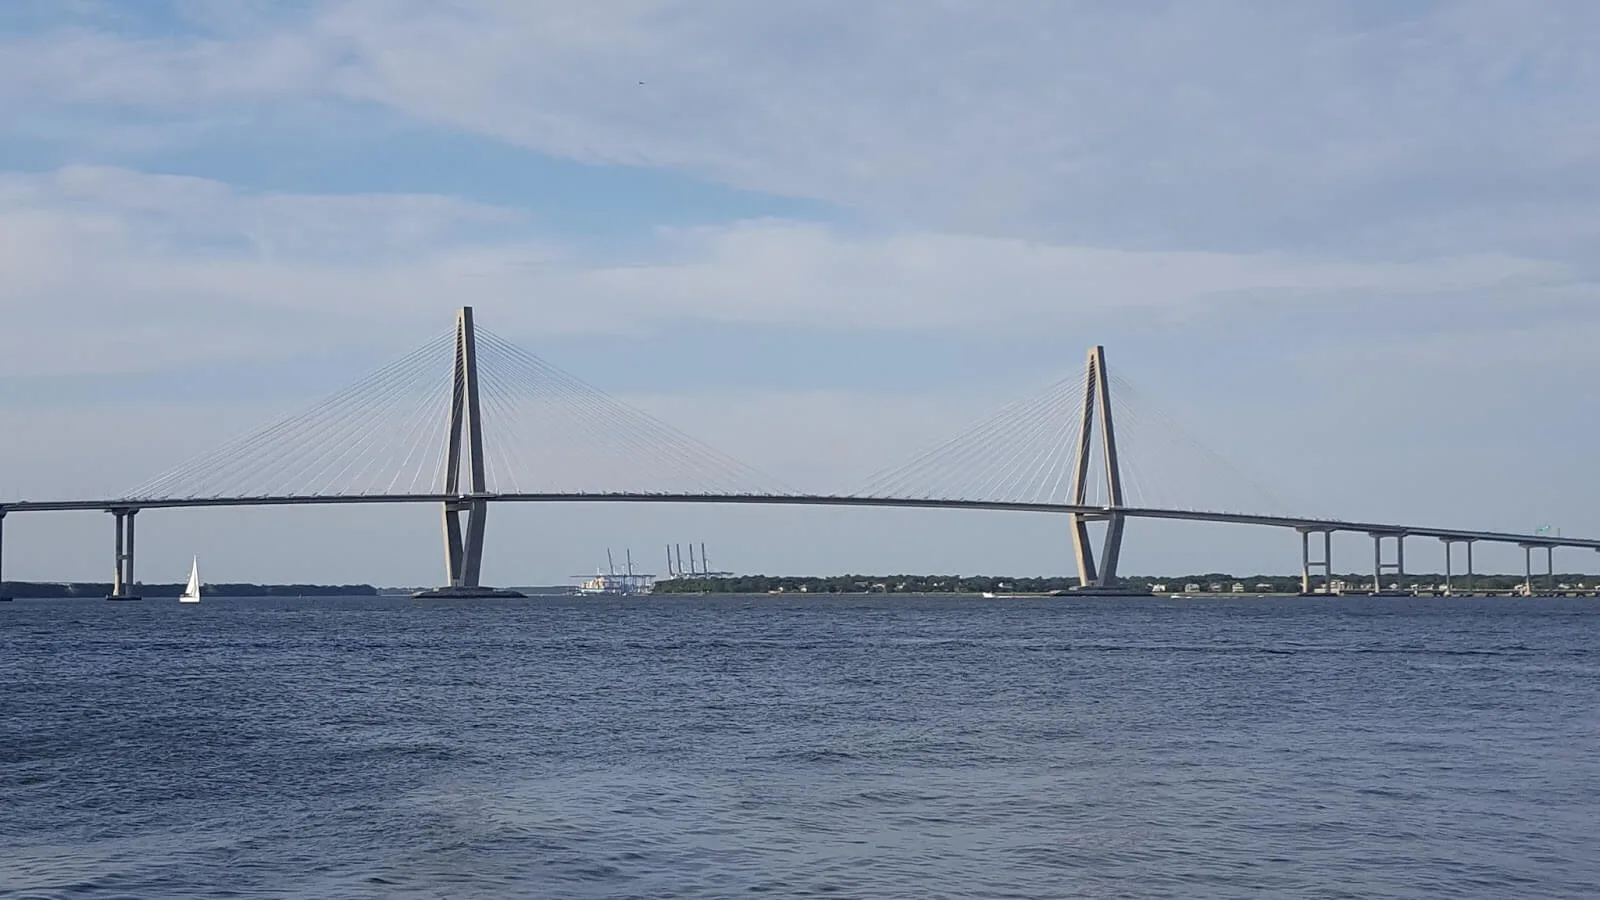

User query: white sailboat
[179,557,201,604]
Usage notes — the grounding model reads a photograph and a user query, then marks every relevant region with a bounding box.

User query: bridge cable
[474,329,790,496]
[475,335,729,493]
[857,372,1090,504]
[247,339,448,497]
[1107,373,1298,515]
[123,330,455,499]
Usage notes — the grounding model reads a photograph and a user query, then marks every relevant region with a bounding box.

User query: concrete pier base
[1058,586,1153,598]
[411,585,527,599]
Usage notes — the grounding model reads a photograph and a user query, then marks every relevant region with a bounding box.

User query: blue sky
[2,1,1598,585]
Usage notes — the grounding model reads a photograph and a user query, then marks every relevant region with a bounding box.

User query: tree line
[653,572,1599,594]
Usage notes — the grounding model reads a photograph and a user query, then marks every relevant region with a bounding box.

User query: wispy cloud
[0,167,1585,377]
[4,1,1597,255]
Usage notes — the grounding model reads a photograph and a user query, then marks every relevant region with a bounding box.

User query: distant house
[1152,584,1169,593]
[1254,583,1273,592]
[1230,583,1245,593]
[1185,583,1201,592]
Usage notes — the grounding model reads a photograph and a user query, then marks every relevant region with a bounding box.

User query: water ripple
[3,593,1598,898]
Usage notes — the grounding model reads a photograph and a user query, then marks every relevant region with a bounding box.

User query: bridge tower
[416,307,523,599]
[1067,345,1127,589]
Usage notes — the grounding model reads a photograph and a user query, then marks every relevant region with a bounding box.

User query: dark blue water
[3,594,1597,898]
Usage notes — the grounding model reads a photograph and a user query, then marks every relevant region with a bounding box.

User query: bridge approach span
[2,493,1594,552]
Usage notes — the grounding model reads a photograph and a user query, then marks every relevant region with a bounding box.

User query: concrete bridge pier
[1440,538,1476,595]
[0,509,8,600]
[1520,543,1554,596]
[107,508,140,601]
[1298,527,1333,595]
[1370,532,1405,594]
[442,497,488,588]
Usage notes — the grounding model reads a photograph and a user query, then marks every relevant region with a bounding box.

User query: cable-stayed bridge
[2,307,1594,599]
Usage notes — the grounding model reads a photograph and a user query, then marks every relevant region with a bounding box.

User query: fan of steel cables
[854,363,1299,517]
[121,326,787,501]
[123,330,459,500]
[855,369,1097,506]
[468,327,786,496]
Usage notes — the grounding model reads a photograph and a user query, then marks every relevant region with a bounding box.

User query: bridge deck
[1,493,1593,550]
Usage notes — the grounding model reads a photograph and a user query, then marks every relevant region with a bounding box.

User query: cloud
[0,166,541,373]
[4,1,1598,255]
[0,166,1587,378]
[312,0,1600,253]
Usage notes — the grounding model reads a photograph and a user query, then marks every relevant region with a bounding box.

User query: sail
[180,557,201,603]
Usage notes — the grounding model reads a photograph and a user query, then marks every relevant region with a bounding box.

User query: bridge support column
[419,307,521,599]
[1441,539,1476,596]
[1442,538,1454,595]
[1299,527,1333,595]
[0,509,7,600]
[1369,532,1405,595]
[1519,543,1555,596]
[112,510,121,595]
[1066,345,1128,591]
[1371,535,1378,592]
[107,509,140,601]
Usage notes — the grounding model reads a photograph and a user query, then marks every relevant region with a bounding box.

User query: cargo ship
[574,549,654,596]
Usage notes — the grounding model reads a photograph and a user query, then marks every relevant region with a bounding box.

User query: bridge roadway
[2,492,1595,551]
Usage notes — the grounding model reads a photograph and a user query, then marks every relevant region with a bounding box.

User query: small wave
[1038,643,1546,658]
[762,748,860,764]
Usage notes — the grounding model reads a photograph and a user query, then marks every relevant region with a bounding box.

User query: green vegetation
[652,573,1600,595]
[657,574,1081,595]
[0,582,379,599]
